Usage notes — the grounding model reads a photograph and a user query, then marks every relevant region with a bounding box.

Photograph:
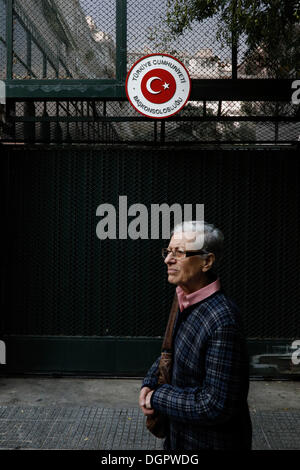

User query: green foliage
[163,0,300,77]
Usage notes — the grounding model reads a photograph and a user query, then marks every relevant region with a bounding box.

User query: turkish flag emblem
[140,68,176,104]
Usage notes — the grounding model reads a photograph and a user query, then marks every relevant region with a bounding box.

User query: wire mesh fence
[0,1,299,145]
[1,0,116,80]
[1,98,299,144]
[0,0,6,79]
[1,2,300,377]
[1,145,300,339]
[0,0,299,81]
[127,0,233,79]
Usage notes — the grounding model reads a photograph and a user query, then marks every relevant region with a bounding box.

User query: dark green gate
[1,145,300,376]
[0,0,300,377]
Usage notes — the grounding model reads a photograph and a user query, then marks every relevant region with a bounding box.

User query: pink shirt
[176,278,221,312]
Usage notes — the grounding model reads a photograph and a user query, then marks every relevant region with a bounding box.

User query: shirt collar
[176,278,221,312]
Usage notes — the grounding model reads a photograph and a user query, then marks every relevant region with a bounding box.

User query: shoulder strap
[161,292,178,351]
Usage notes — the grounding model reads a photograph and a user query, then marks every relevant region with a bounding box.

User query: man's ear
[202,253,215,272]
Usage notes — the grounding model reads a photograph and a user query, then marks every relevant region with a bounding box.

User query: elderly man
[139,221,252,450]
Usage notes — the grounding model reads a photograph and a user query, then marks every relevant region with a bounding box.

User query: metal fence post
[231,0,238,80]
[6,0,13,79]
[116,0,127,82]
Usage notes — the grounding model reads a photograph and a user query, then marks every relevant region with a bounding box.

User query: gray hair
[171,221,224,278]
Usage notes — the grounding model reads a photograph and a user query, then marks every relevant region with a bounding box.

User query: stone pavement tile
[0,406,164,450]
[250,412,271,450]
[0,406,299,450]
[256,410,300,450]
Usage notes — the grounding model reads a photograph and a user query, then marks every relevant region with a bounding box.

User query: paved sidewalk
[0,378,299,450]
[0,405,300,450]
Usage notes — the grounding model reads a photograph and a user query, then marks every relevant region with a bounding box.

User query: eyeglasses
[161,248,209,260]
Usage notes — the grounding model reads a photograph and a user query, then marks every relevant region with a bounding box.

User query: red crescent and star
[140,68,176,104]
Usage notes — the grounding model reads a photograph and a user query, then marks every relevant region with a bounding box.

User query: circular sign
[125,54,191,119]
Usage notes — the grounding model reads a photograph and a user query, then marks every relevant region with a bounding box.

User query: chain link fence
[1,0,299,80]
[1,145,300,340]
[1,98,299,144]
[0,0,116,79]
[1,2,300,376]
[0,0,299,145]
[127,0,233,79]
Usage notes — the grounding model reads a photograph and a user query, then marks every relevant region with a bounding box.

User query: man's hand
[139,386,155,416]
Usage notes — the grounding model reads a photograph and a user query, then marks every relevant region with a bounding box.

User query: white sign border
[125,53,191,119]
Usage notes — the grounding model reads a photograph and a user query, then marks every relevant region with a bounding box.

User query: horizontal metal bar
[1,142,297,150]
[7,116,300,122]
[2,335,298,377]
[5,79,124,99]
[1,139,297,145]
[191,79,297,101]
[4,79,297,100]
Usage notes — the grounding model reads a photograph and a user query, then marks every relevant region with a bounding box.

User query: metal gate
[0,0,300,377]
[1,145,300,377]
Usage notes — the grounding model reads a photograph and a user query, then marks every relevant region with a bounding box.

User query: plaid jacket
[142,290,252,450]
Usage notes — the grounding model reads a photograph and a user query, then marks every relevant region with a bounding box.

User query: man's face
[164,231,206,288]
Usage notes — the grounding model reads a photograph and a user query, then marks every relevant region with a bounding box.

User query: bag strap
[161,292,179,352]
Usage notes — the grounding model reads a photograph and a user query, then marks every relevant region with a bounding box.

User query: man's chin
[167,273,178,284]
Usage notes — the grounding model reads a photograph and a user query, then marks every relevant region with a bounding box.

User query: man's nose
[164,253,176,264]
